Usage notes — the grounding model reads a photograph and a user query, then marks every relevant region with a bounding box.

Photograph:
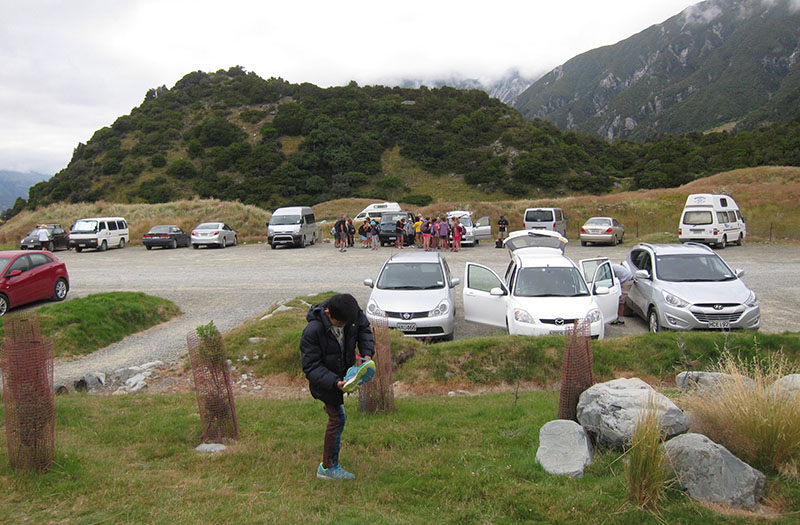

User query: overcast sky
[1,0,698,176]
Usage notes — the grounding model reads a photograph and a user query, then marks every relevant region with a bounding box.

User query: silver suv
[625,243,760,332]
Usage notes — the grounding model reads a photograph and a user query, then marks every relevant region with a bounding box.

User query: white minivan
[354,202,401,223]
[268,206,318,248]
[69,217,129,252]
[523,207,567,237]
[678,194,746,248]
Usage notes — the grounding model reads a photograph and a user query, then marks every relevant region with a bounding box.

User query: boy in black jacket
[300,293,374,480]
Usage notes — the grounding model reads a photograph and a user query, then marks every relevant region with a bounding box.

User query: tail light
[678,228,682,235]
[580,227,586,233]
[605,228,613,233]
[212,230,220,235]
[192,231,197,236]
[552,223,557,230]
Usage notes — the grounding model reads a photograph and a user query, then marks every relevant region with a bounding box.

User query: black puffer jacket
[300,299,375,405]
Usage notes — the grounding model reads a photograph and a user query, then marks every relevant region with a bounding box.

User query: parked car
[523,207,567,237]
[191,222,237,249]
[19,223,70,251]
[462,230,620,338]
[0,250,70,316]
[267,206,318,248]
[624,242,760,333]
[142,225,190,250]
[378,211,416,246]
[579,217,624,246]
[69,216,129,252]
[678,193,746,248]
[445,211,492,246]
[364,251,460,340]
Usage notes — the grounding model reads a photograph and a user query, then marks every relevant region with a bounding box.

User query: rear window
[682,211,712,225]
[585,218,611,226]
[149,225,171,234]
[525,210,554,222]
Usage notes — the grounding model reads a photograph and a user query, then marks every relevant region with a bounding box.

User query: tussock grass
[0,292,180,357]
[625,394,670,510]
[679,351,800,477]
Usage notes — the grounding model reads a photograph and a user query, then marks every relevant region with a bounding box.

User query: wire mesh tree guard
[557,320,595,422]
[358,317,395,413]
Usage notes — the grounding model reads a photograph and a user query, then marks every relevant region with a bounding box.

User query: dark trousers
[323,404,346,468]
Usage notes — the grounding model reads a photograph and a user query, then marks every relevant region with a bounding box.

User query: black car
[142,225,190,250]
[19,224,70,251]
[378,211,416,246]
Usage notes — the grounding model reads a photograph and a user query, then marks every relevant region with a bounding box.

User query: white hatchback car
[364,251,460,340]
[462,230,621,338]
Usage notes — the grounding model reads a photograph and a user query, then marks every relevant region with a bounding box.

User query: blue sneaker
[342,359,376,393]
[316,463,355,480]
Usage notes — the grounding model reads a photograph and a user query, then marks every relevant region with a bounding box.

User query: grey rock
[248,337,266,344]
[195,443,227,453]
[535,420,592,478]
[140,360,164,370]
[663,433,765,509]
[577,377,689,450]
[768,374,800,399]
[114,365,145,383]
[676,371,755,391]
[83,372,106,390]
[273,305,293,313]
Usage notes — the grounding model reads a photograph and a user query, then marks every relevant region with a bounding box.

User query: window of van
[99,221,107,231]
[727,211,736,222]
[270,215,301,225]
[304,213,315,224]
[525,210,554,222]
[117,220,127,229]
[682,211,712,225]
[108,221,118,231]
[717,212,729,223]
[555,209,563,221]
[719,198,728,207]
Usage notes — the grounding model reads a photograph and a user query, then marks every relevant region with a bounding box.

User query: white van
[69,217,129,252]
[354,202,401,223]
[267,206,318,249]
[523,207,567,237]
[678,194,746,248]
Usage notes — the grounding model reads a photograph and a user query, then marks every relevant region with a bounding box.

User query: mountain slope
[399,69,537,105]
[0,170,49,210]
[513,0,800,140]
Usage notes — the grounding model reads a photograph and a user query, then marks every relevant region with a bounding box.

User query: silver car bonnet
[369,286,451,312]
[658,278,752,305]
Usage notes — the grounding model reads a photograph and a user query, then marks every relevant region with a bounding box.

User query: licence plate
[397,323,416,332]
[549,330,564,335]
[708,320,730,329]
[691,229,704,233]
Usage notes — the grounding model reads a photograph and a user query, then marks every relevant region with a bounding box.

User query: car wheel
[146,245,152,250]
[440,332,454,342]
[99,240,107,252]
[119,238,125,249]
[580,241,587,247]
[311,234,316,245]
[220,238,226,249]
[736,234,743,246]
[53,278,68,301]
[46,241,54,252]
[232,236,237,246]
[611,235,617,246]
[0,294,8,316]
[76,246,83,253]
[619,233,624,244]
[170,239,177,249]
[718,236,727,249]
[192,244,199,249]
[270,243,276,249]
[648,308,662,333]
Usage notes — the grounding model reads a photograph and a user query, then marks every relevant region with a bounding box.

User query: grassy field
[1,392,799,523]
[0,292,180,357]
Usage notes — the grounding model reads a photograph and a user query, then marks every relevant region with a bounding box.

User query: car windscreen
[514,267,590,297]
[456,217,473,228]
[585,218,611,226]
[269,215,301,225]
[377,262,445,290]
[72,220,98,233]
[655,254,736,282]
[380,214,406,230]
[149,225,172,234]
[682,211,712,225]
[196,223,220,230]
[525,210,554,222]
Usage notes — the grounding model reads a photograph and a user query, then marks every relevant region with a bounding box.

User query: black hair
[326,293,360,325]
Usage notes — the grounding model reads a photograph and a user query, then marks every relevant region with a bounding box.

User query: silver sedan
[190,222,237,249]
[580,217,624,246]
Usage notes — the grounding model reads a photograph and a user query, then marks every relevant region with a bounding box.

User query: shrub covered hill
[20,67,800,213]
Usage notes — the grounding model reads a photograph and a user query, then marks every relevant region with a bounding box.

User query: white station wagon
[462,230,621,339]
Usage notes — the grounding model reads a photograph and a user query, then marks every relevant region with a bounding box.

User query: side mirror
[634,269,651,280]
[595,286,610,295]
[363,279,374,288]
[7,269,22,278]
[489,287,505,296]
[450,277,461,287]
[735,269,745,278]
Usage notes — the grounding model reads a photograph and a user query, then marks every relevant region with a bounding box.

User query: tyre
[580,241,587,247]
[53,278,68,301]
[170,239,177,249]
[76,246,83,253]
[118,238,125,249]
[718,236,727,249]
[440,332,454,342]
[736,234,743,246]
[611,235,617,246]
[474,240,479,246]
[270,243,276,249]
[311,234,316,245]
[146,245,152,250]
[192,244,199,249]
[220,238,226,249]
[619,233,624,244]
[0,294,8,316]
[648,308,662,333]
[232,236,237,246]
[46,241,54,252]
[99,240,107,252]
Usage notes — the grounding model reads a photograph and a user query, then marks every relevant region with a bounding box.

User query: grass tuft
[625,394,670,510]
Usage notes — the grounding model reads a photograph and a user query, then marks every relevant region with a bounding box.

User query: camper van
[354,202,401,223]
[523,207,567,237]
[267,206,318,249]
[68,217,129,252]
[678,194,745,248]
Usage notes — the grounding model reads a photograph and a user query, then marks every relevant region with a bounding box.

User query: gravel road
[34,240,799,386]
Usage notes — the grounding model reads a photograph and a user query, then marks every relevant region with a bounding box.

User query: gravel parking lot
[39,239,799,385]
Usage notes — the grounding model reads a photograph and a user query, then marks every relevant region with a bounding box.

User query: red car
[0,250,70,316]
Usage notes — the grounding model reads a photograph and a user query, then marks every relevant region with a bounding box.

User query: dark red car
[0,250,70,316]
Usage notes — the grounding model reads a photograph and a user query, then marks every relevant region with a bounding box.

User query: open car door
[462,262,508,329]
[473,216,492,241]
[580,258,620,323]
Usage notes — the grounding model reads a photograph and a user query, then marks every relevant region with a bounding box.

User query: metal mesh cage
[358,317,395,413]
[557,320,595,421]
[186,331,238,443]
[1,312,55,470]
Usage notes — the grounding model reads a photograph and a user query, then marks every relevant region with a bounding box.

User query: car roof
[584,216,613,221]
[446,210,472,217]
[514,250,575,268]
[0,250,47,257]
[385,251,443,264]
[636,242,715,256]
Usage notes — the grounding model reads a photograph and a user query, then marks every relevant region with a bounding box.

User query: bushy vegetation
[625,395,670,510]
[12,67,800,220]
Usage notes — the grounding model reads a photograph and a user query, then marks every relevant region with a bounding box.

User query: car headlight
[366,301,385,317]
[584,308,602,323]
[513,309,535,324]
[662,290,690,308]
[745,291,758,308]
[428,300,450,317]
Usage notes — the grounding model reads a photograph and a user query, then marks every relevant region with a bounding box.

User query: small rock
[195,443,227,453]
[140,360,164,370]
[241,374,248,380]
[536,420,593,478]
[260,313,273,320]
[274,305,293,313]
[248,337,266,344]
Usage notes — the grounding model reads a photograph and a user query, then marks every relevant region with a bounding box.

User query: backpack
[421,221,430,234]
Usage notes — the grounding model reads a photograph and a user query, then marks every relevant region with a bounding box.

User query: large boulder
[676,371,755,391]
[663,433,765,509]
[768,374,800,399]
[535,420,592,478]
[576,378,688,450]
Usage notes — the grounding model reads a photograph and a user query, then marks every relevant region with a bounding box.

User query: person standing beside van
[334,215,347,252]
[437,217,450,251]
[395,218,406,249]
[498,215,509,239]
